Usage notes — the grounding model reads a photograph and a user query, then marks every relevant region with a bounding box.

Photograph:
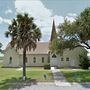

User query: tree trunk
[22,48,26,80]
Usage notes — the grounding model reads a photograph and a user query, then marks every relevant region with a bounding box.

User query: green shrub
[44,64,50,69]
[79,53,90,69]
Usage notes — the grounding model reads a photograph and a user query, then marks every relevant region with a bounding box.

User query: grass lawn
[0,64,53,90]
[61,69,90,83]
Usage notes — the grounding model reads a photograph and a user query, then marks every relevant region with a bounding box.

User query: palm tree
[5,13,42,80]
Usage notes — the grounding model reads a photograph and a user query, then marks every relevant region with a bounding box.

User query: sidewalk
[51,67,71,86]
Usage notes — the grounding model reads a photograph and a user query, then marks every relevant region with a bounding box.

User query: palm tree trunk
[22,48,26,80]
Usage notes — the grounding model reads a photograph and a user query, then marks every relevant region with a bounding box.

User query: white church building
[3,20,87,68]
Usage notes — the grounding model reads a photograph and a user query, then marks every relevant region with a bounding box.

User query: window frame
[52,54,57,58]
[42,57,44,63]
[61,58,64,61]
[33,57,36,63]
[26,57,28,63]
[66,57,69,61]
[9,56,12,64]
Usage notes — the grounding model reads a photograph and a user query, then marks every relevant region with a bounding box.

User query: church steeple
[50,19,57,41]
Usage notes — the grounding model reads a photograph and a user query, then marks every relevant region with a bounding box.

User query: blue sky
[0,0,90,50]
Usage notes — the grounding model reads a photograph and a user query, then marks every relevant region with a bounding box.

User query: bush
[79,53,90,69]
[44,64,50,69]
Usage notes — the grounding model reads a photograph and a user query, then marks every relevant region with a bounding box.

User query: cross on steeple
[50,19,57,41]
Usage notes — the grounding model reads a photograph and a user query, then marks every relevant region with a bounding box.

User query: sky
[0,0,90,51]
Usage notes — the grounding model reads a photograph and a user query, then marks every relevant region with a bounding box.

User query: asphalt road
[14,83,90,90]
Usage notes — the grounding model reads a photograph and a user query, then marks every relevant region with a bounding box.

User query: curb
[37,82,54,85]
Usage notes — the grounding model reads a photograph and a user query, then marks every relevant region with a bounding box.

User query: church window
[52,54,56,58]
[66,57,69,61]
[33,57,36,63]
[26,57,28,63]
[42,57,44,63]
[9,57,12,64]
[61,58,64,61]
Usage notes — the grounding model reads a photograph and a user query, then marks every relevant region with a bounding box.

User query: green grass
[0,65,53,90]
[61,69,90,83]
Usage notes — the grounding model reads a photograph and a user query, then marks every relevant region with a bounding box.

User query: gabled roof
[18,42,49,55]
[5,42,49,55]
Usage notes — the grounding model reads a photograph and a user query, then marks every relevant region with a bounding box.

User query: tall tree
[50,7,90,54]
[75,7,90,48]
[5,13,41,80]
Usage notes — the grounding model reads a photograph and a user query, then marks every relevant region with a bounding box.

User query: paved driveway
[14,83,90,90]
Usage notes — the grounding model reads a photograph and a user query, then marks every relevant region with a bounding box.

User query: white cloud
[65,16,75,22]
[54,15,64,26]
[3,19,11,24]
[0,16,11,24]
[15,0,54,41]
[15,0,52,19]
[67,13,77,17]
[5,9,12,14]
[0,17,3,24]
[14,0,75,41]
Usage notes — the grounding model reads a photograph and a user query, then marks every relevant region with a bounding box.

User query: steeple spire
[50,19,57,41]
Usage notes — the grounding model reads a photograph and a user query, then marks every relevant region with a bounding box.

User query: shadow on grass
[0,77,37,90]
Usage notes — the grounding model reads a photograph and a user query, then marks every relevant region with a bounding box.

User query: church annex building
[3,20,87,68]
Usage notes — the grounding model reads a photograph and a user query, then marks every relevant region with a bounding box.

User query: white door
[50,54,58,66]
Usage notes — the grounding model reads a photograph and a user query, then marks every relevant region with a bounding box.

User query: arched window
[26,57,28,63]
[52,54,56,58]
[33,57,36,63]
[42,57,44,63]
[9,56,12,64]
[66,57,69,61]
[61,58,64,61]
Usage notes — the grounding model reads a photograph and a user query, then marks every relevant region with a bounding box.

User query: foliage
[79,53,90,69]
[76,7,90,41]
[49,39,60,54]
[5,13,41,50]
[49,7,90,54]
[44,63,50,69]
[5,13,42,80]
